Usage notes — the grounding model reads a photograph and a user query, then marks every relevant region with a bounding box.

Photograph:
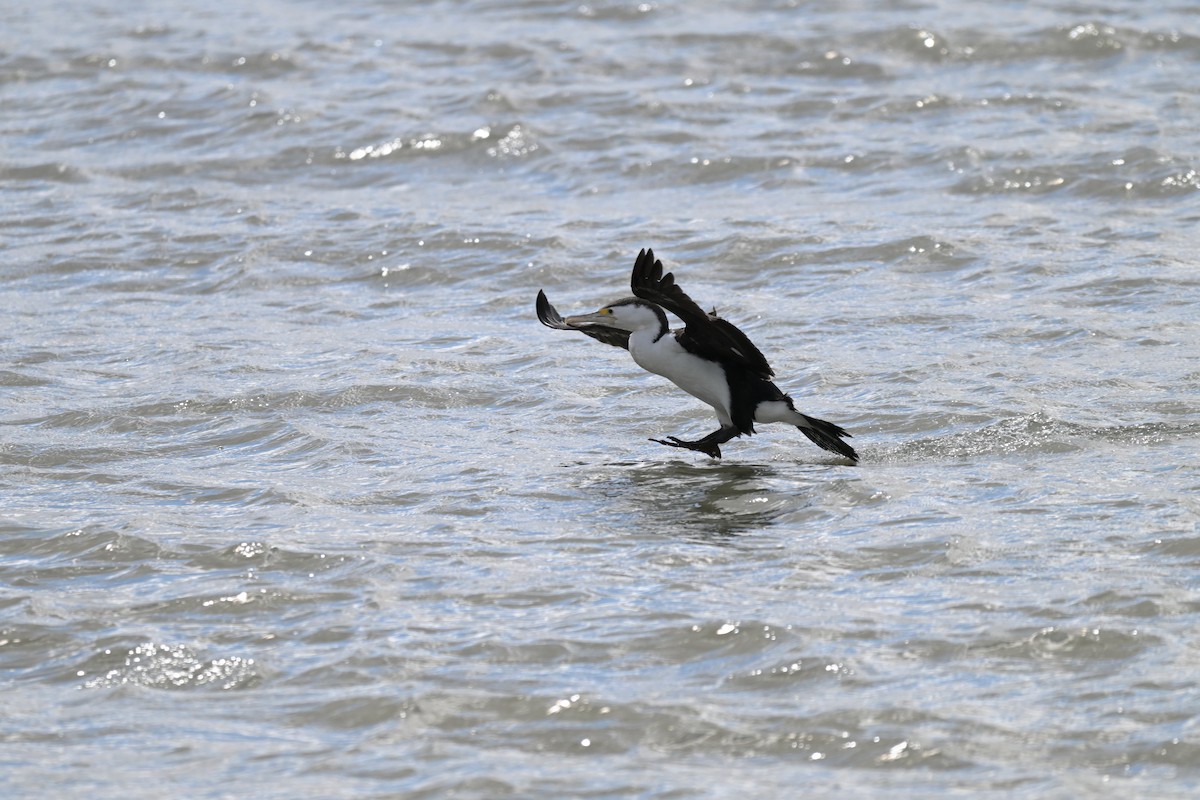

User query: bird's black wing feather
[536,290,631,350]
[630,248,774,378]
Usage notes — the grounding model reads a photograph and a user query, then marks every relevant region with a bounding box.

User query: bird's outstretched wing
[630,248,774,378]
[536,289,631,350]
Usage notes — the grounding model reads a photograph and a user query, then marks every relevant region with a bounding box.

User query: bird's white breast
[628,330,733,425]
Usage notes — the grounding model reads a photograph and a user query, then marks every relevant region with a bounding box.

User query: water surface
[3,0,1199,797]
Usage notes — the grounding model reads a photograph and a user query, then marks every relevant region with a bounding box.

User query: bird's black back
[631,248,774,379]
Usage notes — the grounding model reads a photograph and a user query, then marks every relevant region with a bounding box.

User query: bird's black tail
[797,414,858,463]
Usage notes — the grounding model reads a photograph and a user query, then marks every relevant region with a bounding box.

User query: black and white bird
[536,248,858,462]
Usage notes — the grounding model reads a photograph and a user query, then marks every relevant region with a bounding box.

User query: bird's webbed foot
[649,426,740,459]
[650,435,723,459]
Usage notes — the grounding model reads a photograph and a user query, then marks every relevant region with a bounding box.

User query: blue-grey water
[3,0,1200,797]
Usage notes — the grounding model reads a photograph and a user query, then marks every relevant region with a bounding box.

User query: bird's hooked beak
[564,309,615,327]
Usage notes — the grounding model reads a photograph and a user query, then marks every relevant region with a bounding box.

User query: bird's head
[565,297,668,335]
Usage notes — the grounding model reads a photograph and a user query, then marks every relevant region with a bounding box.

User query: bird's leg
[650,425,741,459]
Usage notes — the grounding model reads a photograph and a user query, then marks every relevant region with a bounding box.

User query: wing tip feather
[536,289,569,329]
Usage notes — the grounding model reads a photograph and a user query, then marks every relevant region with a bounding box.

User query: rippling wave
[3,0,1199,797]
[882,411,1200,461]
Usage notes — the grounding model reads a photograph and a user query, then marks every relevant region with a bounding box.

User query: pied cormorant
[537,248,858,462]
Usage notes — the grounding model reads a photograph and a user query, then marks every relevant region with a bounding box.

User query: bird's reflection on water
[574,459,806,539]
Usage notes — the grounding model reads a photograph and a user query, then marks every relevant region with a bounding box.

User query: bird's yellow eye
[600,308,612,315]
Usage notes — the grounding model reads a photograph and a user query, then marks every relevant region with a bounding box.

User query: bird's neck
[643,304,669,341]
